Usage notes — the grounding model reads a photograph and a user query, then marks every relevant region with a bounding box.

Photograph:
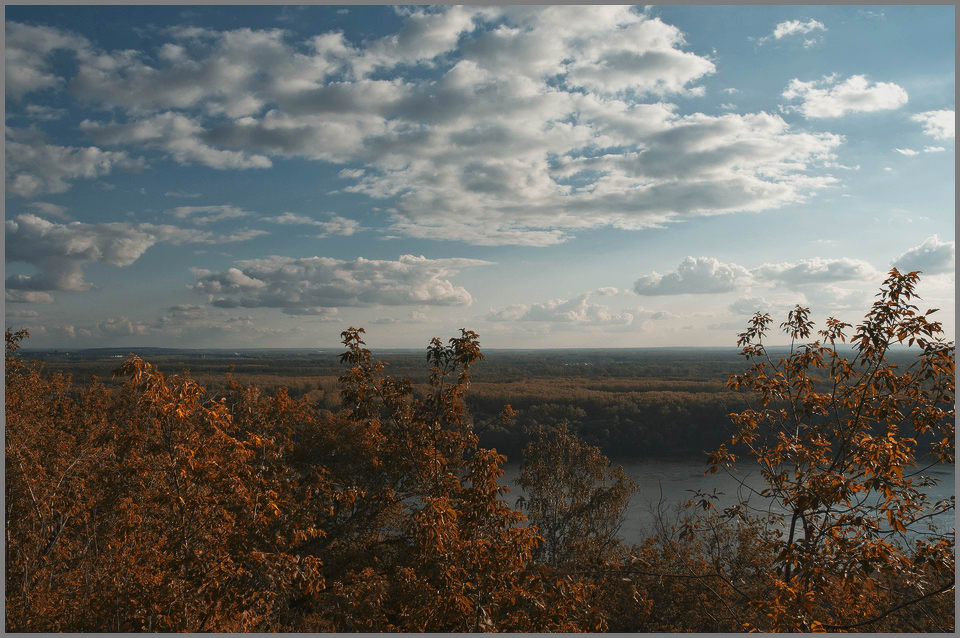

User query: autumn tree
[7,269,954,633]
[311,328,607,631]
[517,422,637,566]
[705,268,955,631]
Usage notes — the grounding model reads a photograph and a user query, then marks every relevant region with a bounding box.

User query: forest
[5,269,955,632]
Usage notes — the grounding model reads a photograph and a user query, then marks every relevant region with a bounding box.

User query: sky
[4,4,956,350]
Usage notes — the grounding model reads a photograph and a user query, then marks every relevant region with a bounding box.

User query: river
[498,457,956,546]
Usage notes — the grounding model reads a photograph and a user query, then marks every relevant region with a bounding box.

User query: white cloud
[5,290,55,304]
[80,112,272,170]
[98,316,151,336]
[5,214,160,292]
[164,190,202,198]
[594,286,619,296]
[262,212,363,237]
[194,254,493,311]
[167,204,253,225]
[823,160,859,170]
[351,6,485,77]
[371,309,432,325]
[485,292,633,325]
[801,285,868,311]
[782,74,908,118]
[5,22,90,99]
[558,11,717,95]
[751,257,879,287]
[143,225,269,245]
[26,201,70,220]
[911,110,955,141]
[6,133,147,198]
[773,19,826,39]
[894,148,919,156]
[631,255,882,298]
[729,296,775,315]
[721,87,739,94]
[923,146,946,153]
[891,235,955,275]
[20,8,846,246]
[648,310,678,321]
[752,19,826,46]
[5,213,266,294]
[5,309,40,319]
[338,168,365,179]
[633,256,751,295]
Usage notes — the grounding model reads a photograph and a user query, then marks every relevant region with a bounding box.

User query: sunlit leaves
[719,269,955,631]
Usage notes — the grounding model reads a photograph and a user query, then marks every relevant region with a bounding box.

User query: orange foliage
[4,271,955,632]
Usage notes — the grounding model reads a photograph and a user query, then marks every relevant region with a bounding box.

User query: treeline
[464,379,745,459]
[21,346,940,461]
[22,352,751,459]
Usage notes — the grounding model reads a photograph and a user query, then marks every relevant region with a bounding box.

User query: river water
[499,457,956,546]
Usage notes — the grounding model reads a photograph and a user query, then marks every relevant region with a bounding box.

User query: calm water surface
[499,457,956,546]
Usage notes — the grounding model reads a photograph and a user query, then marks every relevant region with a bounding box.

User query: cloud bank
[6,8,850,245]
[193,254,493,312]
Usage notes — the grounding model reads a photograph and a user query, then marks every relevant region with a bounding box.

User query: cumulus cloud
[911,110,955,141]
[80,112,272,170]
[6,290,55,304]
[632,255,883,298]
[6,214,159,292]
[5,309,40,319]
[351,6,486,77]
[98,316,151,336]
[775,19,825,38]
[894,148,919,156]
[6,132,147,198]
[262,212,363,237]
[371,309,432,325]
[5,213,267,295]
[648,310,678,321]
[13,8,850,246]
[485,292,633,325]
[633,257,751,295]
[558,10,717,95]
[891,235,955,275]
[753,18,826,46]
[594,286,619,296]
[923,146,946,153]
[193,254,492,312]
[92,306,284,340]
[782,74,908,118]
[751,257,879,287]
[729,295,775,315]
[5,21,90,99]
[26,201,70,220]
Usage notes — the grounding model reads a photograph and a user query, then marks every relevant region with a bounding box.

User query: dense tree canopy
[5,270,954,632]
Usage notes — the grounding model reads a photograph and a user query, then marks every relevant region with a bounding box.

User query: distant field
[19,345,926,461]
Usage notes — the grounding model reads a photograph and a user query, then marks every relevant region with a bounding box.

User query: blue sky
[5,5,955,349]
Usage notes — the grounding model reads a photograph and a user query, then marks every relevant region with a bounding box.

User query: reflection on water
[499,457,956,546]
